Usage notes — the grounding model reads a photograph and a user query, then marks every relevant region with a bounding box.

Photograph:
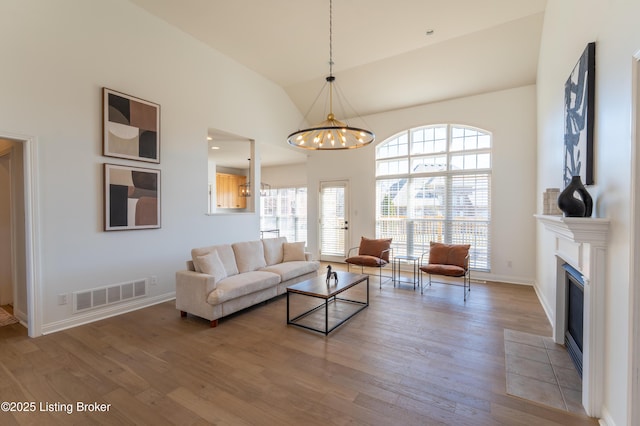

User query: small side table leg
[413,260,417,290]
[393,258,397,288]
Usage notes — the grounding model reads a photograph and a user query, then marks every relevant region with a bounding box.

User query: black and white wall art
[563,42,595,186]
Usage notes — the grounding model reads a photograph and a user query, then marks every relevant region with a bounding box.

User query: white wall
[262,163,307,189]
[304,85,538,284]
[0,0,302,332]
[0,143,11,305]
[536,1,639,424]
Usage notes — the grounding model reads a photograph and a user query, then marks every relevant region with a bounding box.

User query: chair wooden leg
[180,311,187,317]
[210,319,218,328]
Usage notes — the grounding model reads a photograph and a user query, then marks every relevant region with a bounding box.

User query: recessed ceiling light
[211,146,220,150]
[206,136,212,141]
[425,29,435,36]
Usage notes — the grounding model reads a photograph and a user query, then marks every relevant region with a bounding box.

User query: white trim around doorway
[0,130,41,337]
[628,50,640,426]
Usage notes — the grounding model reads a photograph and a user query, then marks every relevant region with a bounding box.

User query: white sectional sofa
[176,237,320,327]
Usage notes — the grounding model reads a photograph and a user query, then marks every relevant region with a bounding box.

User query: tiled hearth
[504,329,585,414]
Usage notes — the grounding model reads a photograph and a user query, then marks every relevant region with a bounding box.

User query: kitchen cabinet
[216,173,247,209]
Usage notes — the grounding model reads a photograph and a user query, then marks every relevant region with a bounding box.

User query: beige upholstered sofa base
[176,238,320,327]
[177,270,318,327]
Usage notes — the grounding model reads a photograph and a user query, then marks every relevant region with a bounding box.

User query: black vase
[558,175,593,217]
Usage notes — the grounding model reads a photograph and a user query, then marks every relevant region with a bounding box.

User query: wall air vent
[73,279,148,313]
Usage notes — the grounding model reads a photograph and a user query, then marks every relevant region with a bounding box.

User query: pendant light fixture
[238,158,271,198]
[287,0,375,150]
[239,180,271,198]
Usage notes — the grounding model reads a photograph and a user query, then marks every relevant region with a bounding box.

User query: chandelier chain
[285,0,375,150]
[329,0,333,75]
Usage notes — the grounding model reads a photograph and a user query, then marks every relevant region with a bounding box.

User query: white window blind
[260,187,307,242]
[375,125,491,271]
[319,184,346,257]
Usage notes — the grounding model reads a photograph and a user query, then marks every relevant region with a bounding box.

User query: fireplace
[563,263,584,377]
[535,214,609,418]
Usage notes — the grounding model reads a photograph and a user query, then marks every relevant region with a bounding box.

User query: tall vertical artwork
[564,42,595,186]
[103,88,160,163]
[104,164,161,231]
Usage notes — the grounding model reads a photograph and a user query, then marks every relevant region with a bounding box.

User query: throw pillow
[194,250,227,283]
[283,242,306,262]
[262,237,286,265]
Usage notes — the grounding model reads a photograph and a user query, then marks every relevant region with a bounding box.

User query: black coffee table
[286,271,369,335]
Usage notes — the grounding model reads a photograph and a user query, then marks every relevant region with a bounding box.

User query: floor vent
[73,279,147,313]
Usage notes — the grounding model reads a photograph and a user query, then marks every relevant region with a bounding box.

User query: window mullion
[444,124,451,243]
[376,123,491,271]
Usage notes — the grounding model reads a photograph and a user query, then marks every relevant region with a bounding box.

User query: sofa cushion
[207,271,280,305]
[283,242,306,262]
[186,260,196,271]
[194,250,227,284]
[262,236,287,266]
[192,244,239,277]
[261,260,320,282]
[232,240,267,273]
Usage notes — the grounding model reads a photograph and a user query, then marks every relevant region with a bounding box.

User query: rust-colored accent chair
[345,237,393,288]
[419,241,471,301]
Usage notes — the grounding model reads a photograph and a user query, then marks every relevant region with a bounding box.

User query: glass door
[319,181,349,262]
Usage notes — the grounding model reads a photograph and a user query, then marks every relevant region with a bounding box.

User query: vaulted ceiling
[129,0,547,166]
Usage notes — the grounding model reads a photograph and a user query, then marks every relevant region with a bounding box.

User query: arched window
[376,124,491,271]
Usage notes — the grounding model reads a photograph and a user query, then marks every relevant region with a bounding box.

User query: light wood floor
[0,265,598,425]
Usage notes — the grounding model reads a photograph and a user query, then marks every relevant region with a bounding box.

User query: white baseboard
[532,281,554,327]
[598,406,615,426]
[41,292,175,335]
[13,307,28,324]
[472,272,535,286]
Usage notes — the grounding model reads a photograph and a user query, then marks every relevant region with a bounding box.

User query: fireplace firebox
[563,263,584,377]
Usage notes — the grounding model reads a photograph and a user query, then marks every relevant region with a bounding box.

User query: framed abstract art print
[104,164,161,231]
[103,88,160,163]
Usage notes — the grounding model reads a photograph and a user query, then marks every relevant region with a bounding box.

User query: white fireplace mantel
[535,214,610,418]
[535,214,609,245]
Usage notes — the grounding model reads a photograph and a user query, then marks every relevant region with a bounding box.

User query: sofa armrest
[175,269,221,320]
[175,268,215,302]
[176,270,217,295]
